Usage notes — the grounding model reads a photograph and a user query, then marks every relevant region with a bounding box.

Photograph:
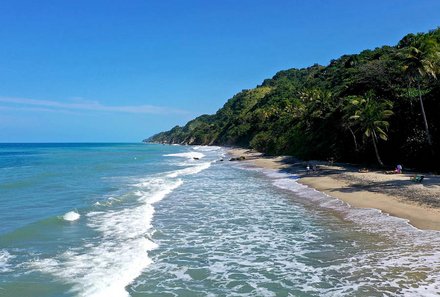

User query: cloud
[0,97,187,115]
[0,105,80,114]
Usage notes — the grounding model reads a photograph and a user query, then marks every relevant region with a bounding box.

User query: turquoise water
[0,143,439,297]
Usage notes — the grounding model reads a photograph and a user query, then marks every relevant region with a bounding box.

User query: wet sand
[227,148,440,231]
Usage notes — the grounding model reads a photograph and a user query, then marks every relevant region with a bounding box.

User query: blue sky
[1,0,439,142]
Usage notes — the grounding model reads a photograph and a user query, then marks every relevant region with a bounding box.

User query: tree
[402,34,440,146]
[342,97,360,152]
[348,94,394,166]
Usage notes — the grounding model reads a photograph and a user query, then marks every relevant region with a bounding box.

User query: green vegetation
[347,93,394,166]
[148,28,440,169]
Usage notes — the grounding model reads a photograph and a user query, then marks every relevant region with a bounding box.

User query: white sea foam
[164,152,205,159]
[166,162,212,178]
[262,167,440,235]
[122,160,440,296]
[62,211,80,221]
[253,167,440,296]
[0,249,13,273]
[192,145,222,152]
[31,177,184,297]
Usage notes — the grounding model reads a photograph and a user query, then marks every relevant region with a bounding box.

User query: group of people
[384,164,404,175]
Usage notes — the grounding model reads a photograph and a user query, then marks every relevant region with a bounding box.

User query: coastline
[227,148,440,231]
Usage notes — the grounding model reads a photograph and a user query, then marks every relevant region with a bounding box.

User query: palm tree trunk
[372,132,384,167]
[407,81,413,108]
[348,127,358,151]
[418,81,433,146]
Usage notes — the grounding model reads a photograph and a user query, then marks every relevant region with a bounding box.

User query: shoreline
[227,148,440,231]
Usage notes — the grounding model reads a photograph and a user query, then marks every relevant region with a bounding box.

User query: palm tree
[402,34,440,146]
[342,96,360,152]
[348,95,394,167]
[299,89,335,120]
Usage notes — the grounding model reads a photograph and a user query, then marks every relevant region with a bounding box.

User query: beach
[228,148,440,231]
[2,143,440,296]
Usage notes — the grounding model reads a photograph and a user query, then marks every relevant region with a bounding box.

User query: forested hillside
[147,29,440,169]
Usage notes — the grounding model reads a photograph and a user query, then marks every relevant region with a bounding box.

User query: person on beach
[306,164,311,174]
[395,164,402,174]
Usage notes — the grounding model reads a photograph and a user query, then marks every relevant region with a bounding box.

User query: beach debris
[229,156,246,161]
[410,175,424,183]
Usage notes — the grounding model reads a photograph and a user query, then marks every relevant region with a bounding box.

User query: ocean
[0,143,439,297]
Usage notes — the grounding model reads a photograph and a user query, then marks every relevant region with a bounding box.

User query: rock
[229,156,246,161]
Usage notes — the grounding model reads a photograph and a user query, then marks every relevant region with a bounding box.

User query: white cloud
[0,97,187,115]
[0,105,78,114]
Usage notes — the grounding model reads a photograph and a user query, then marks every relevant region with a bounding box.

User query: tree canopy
[147,28,440,170]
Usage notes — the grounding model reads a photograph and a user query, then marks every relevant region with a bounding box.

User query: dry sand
[227,148,440,231]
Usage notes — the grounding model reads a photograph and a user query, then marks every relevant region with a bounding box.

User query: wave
[62,211,80,221]
[192,146,222,152]
[164,152,205,160]
[164,148,213,178]
[255,167,440,296]
[26,146,216,297]
[167,162,212,178]
[0,249,13,273]
[261,168,440,237]
[31,177,183,297]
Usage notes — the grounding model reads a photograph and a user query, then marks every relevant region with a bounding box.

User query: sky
[0,0,439,142]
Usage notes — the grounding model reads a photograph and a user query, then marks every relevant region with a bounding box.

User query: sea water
[0,143,439,297]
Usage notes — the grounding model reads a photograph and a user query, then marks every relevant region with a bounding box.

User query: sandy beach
[228,148,440,231]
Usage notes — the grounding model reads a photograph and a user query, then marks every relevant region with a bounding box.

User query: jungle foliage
[148,29,440,169]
